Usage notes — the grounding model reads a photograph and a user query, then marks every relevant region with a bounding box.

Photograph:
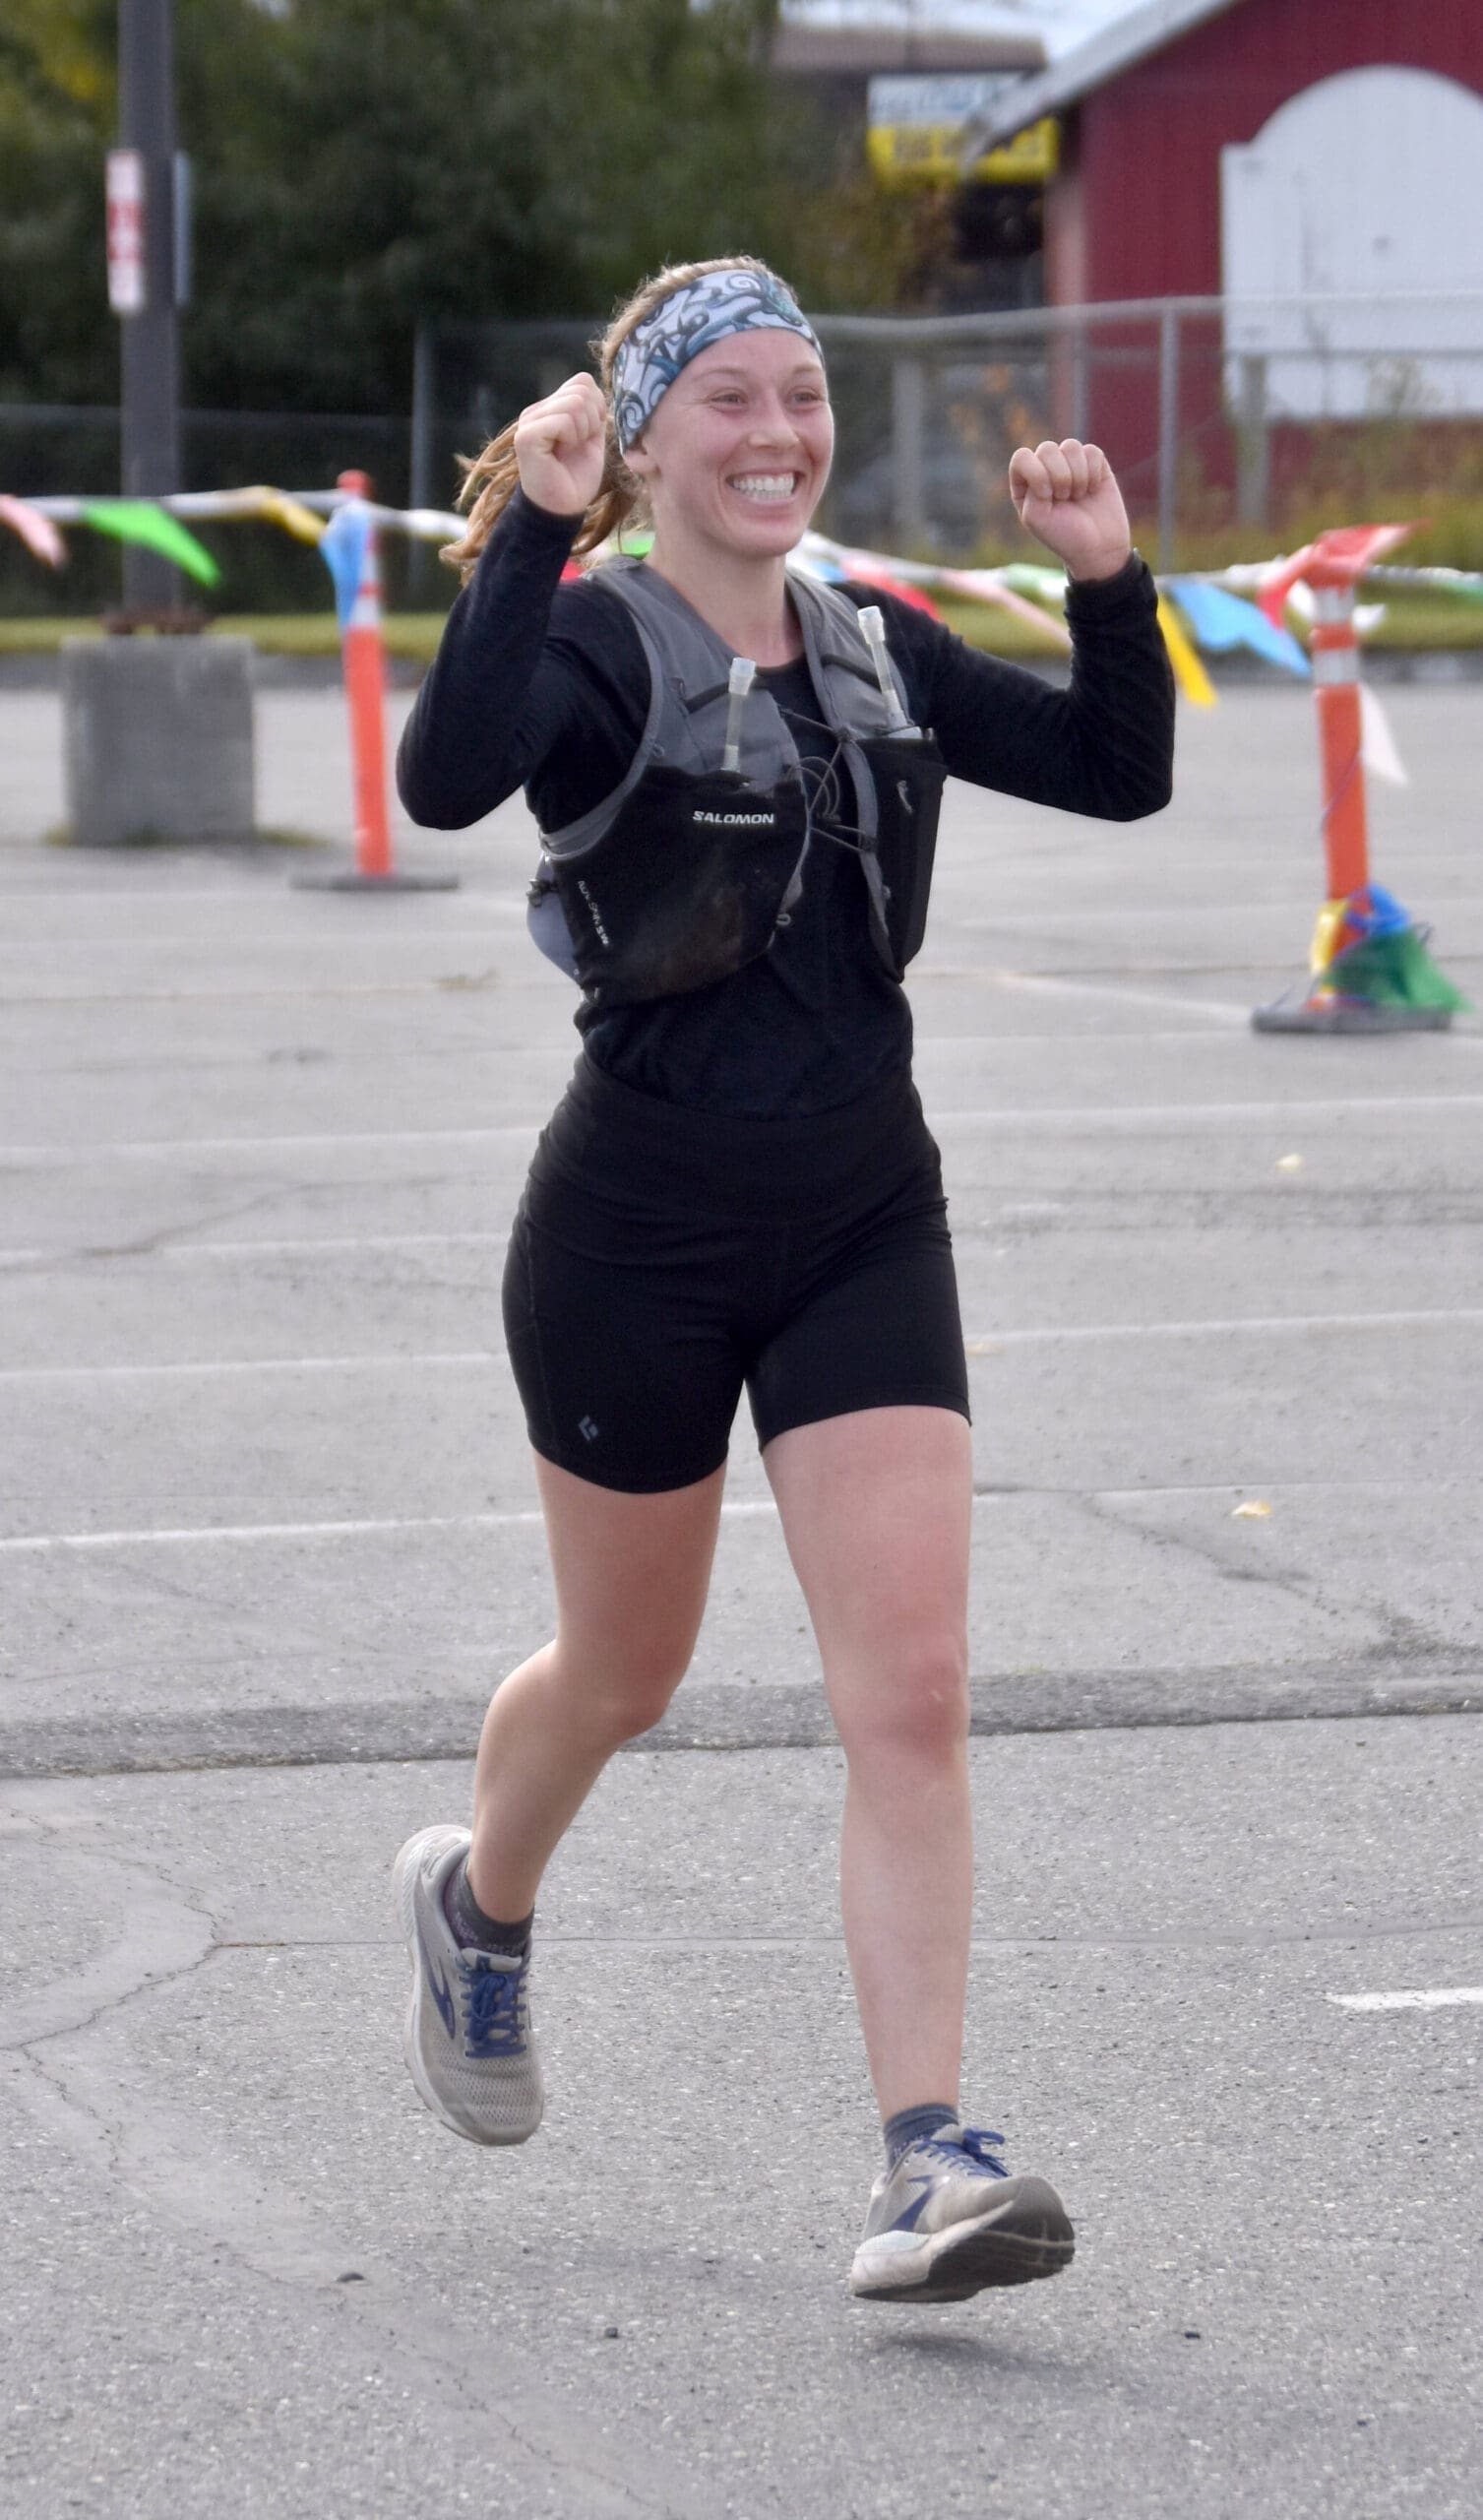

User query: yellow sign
[867,115,1059,193]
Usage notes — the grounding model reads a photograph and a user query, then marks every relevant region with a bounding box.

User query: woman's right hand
[513,373,609,517]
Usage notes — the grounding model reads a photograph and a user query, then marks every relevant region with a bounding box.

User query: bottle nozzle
[858,606,912,734]
[722,657,757,773]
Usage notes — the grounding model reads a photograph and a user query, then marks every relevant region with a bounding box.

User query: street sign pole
[114,0,182,611]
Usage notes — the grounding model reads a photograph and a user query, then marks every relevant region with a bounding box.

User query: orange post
[1252,520,1461,1034]
[1310,584,1369,905]
[294,469,456,893]
[338,468,393,880]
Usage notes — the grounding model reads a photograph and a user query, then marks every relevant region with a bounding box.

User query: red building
[965,0,1483,514]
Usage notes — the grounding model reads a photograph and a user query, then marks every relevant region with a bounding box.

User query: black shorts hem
[525,1436,732,1498]
[754,1386,972,1454]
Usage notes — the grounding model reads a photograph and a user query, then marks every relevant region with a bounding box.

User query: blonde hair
[442,255,798,580]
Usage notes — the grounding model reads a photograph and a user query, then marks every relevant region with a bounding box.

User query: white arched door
[1221,65,1483,415]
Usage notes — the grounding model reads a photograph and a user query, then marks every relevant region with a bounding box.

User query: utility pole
[111,0,184,609]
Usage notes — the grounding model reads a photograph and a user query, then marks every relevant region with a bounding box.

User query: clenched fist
[1008,438,1131,584]
[514,373,609,518]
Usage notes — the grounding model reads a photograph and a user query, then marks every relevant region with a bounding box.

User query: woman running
[393,258,1173,2305]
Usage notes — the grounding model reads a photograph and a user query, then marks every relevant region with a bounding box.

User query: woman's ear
[623,430,655,482]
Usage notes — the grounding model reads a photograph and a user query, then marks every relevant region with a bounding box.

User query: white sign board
[868,74,1027,131]
[106,150,147,316]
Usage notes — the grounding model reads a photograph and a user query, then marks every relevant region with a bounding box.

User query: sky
[778,3,1145,58]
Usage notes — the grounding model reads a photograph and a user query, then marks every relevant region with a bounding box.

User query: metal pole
[1068,318,1089,445]
[1235,352,1269,531]
[409,323,435,602]
[116,0,182,610]
[1156,302,1179,572]
[891,356,927,551]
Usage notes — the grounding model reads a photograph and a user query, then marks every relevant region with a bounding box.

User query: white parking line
[965,1306,1483,1352]
[1327,1988,1483,2012]
[980,972,1250,1023]
[0,1350,500,1385]
[0,1232,511,1266]
[0,1124,543,1161]
[3,1093,1481,1166]
[5,1304,1482,1388]
[934,1093,1483,1128]
[0,1498,782,1554]
[0,1480,1472,1556]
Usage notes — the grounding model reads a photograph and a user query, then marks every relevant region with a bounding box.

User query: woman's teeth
[729,474,798,503]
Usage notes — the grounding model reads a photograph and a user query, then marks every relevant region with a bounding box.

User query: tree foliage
[0,0,918,413]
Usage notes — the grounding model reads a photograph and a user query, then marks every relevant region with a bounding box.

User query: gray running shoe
[850,2123,1074,2302]
[392,1825,543,2145]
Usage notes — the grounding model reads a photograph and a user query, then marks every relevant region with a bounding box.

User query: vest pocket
[860,735,947,974]
[553,766,809,1008]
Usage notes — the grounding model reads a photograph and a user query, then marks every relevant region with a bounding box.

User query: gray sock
[442,1856,532,1957]
[884,2103,960,2167]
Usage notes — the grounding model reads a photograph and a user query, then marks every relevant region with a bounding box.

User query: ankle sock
[884,2103,960,2167]
[443,1856,533,1958]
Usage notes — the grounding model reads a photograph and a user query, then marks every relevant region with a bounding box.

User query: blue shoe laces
[460,1954,526,2058]
[919,2126,1009,2177]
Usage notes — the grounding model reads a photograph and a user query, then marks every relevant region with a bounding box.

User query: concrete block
[61,637,256,846]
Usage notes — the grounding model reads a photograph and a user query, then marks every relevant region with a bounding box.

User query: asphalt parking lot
[1,665,1479,2516]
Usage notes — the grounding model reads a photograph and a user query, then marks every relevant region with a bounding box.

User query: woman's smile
[727,471,804,504]
[627,329,834,560]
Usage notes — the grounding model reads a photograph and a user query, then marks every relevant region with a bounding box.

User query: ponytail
[439,252,795,582]
[440,413,640,582]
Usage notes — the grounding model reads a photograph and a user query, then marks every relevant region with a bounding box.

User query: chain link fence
[417,292,1483,568]
[5,291,1482,614]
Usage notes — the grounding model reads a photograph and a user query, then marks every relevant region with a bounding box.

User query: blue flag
[320,502,373,635]
[1170,578,1309,677]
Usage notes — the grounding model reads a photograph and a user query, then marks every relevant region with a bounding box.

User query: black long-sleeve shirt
[398,489,1174,1117]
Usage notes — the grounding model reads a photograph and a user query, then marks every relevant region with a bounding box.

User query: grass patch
[43,821,328,850]
[5,588,1483,666]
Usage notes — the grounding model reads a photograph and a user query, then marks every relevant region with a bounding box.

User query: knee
[834,1631,970,1769]
[564,1646,693,1747]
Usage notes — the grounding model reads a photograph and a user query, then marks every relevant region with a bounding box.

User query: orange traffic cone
[1253,525,1463,1034]
[295,472,457,894]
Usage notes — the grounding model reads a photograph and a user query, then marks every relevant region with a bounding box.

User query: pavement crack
[1,1892,215,2053]
[4,2037,726,2518]
[1065,1486,1337,1618]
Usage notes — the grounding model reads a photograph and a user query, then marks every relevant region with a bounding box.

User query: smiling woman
[392,253,1174,2309]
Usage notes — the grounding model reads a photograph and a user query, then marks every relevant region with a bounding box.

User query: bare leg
[466,1454,725,1921]
[765,1408,974,2122]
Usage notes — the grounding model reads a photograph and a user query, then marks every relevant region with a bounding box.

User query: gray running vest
[526,558,946,1008]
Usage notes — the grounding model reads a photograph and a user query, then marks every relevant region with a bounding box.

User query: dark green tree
[0,0,920,414]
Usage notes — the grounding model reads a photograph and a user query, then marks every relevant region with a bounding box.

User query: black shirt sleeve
[847,554,1175,824]
[395,488,649,832]
[398,503,1174,839]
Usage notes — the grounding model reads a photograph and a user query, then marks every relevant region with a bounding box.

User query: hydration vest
[526,558,947,1009]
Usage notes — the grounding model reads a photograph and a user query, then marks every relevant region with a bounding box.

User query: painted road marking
[2,1481,1476,1557]
[0,1500,780,1554]
[0,1231,513,1266]
[0,1350,499,1385]
[1328,1988,1483,2012]
[969,972,1249,1023]
[5,1305,1483,1387]
[964,1307,1483,1352]
[5,1093,1481,1165]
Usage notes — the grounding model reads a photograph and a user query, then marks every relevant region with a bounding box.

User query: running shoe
[392,1824,543,2145]
[850,2122,1074,2302]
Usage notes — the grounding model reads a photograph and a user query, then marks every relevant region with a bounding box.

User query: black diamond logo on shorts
[579,1416,600,1442]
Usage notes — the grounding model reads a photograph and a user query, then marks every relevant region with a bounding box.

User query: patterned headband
[611,268,823,452]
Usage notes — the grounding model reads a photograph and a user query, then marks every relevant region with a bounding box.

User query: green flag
[81,501,221,589]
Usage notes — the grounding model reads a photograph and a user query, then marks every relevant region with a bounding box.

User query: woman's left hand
[1009,438,1131,583]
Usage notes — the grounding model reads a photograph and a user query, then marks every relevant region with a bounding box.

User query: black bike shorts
[502,1054,969,1494]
